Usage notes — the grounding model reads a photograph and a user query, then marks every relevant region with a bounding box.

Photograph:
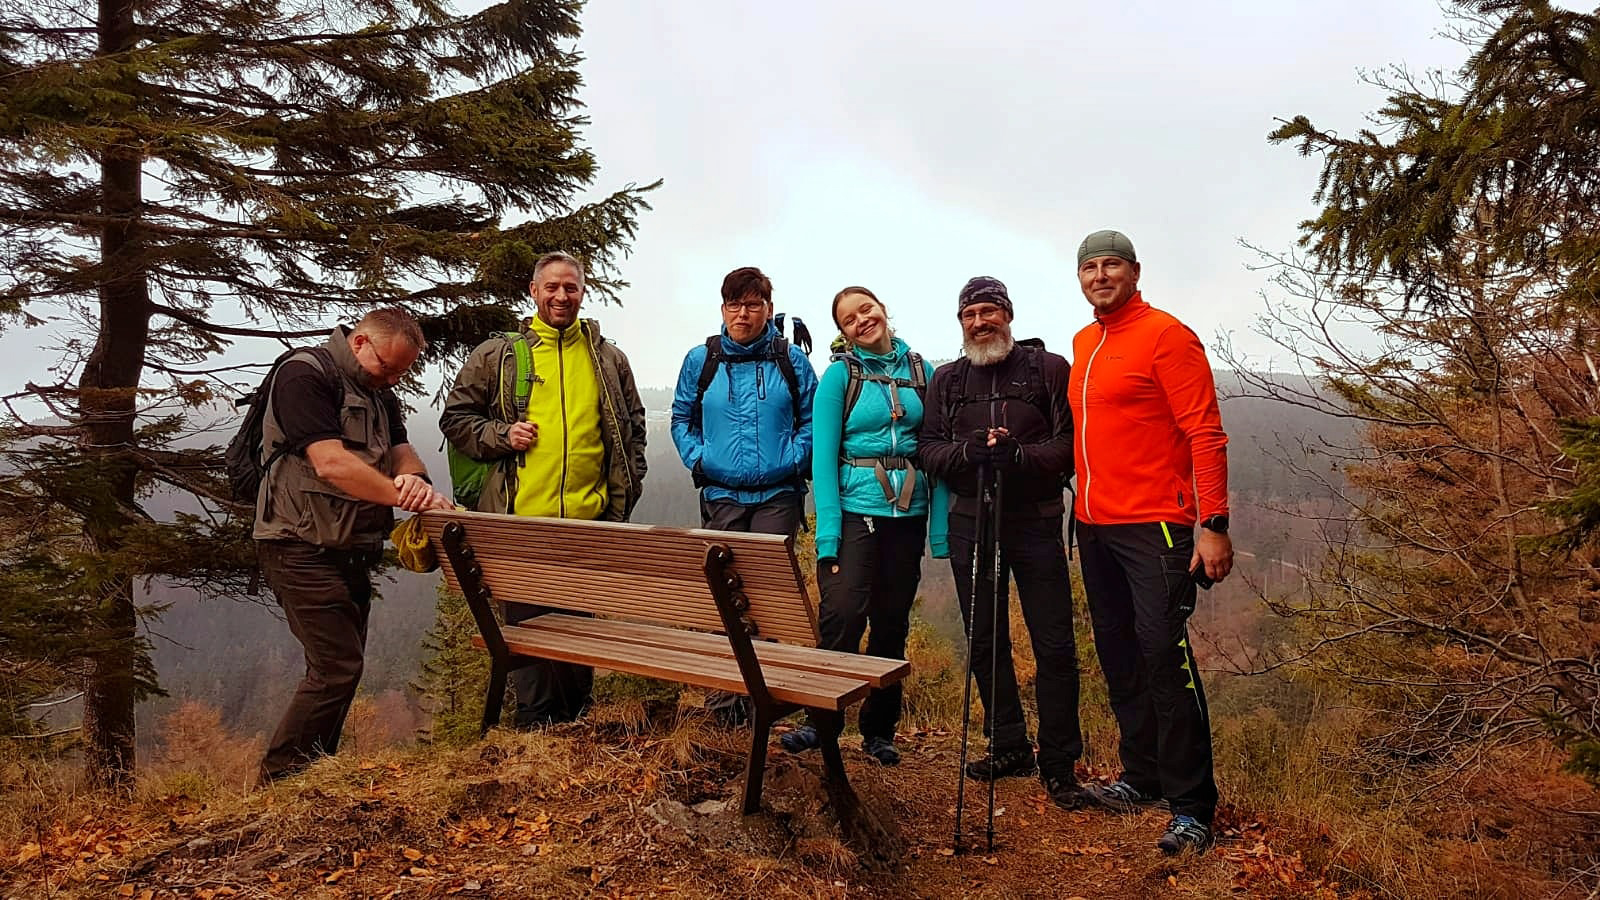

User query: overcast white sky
[0,0,1482,402]
[567,0,1472,387]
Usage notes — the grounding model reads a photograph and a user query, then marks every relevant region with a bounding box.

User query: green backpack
[447,331,535,508]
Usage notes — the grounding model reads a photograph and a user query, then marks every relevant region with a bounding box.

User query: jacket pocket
[340,399,373,448]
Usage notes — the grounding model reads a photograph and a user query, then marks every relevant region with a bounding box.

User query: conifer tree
[413,582,491,746]
[0,0,656,786]
[1240,0,1600,780]
[1271,0,1600,312]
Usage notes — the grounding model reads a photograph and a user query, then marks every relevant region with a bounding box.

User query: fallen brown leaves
[446,806,555,852]
[1219,841,1341,897]
[7,814,160,875]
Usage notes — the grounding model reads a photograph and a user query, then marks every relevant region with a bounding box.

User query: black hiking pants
[700,491,805,721]
[947,511,1083,778]
[506,602,594,727]
[1077,521,1218,824]
[258,539,380,781]
[812,512,926,741]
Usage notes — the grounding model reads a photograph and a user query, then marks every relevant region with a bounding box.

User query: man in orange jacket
[1067,230,1232,855]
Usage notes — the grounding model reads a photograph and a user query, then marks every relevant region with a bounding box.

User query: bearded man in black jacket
[917,276,1086,810]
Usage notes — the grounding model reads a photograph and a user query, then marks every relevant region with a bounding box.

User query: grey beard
[963,332,1015,366]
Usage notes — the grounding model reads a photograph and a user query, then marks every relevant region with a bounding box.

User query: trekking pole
[986,465,1004,853]
[953,457,990,853]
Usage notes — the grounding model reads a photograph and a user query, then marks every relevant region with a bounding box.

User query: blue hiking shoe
[1083,779,1166,814]
[778,724,820,754]
[1158,815,1214,855]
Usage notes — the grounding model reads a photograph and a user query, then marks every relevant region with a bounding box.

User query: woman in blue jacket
[781,286,948,765]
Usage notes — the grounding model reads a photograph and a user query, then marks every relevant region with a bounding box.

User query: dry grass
[4,618,1598,898]
[1212,698,1599,899]
[900,618,964,729]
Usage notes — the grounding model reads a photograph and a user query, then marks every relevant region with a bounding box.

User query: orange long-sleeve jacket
[1068,293,1229,526]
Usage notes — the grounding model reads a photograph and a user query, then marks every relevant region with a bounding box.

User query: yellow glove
[390,514,438,573]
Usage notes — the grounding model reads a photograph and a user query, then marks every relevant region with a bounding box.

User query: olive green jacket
[440,318,647,521]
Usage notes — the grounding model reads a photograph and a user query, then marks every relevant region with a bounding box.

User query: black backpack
[687,334,802,430]
[225,346,339,503]
[939,340,1065,477]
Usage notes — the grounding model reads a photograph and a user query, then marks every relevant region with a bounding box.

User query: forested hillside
[137,373,1343,745]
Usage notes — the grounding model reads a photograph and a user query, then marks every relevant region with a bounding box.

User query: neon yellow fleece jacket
[514,317,607,519]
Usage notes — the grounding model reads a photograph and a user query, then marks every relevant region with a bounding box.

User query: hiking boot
[1083,779,1165,814]
[963,745,1036,781]
[1041,771,1089,810]
[861,736,900,766]
[1157,815,1214,855]
[778,724,820,754]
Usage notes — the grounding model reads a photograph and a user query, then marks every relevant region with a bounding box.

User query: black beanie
[957,276,1013,317]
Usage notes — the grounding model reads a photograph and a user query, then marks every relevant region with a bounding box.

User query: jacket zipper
[1080,324,1109,523]
[885,356,902,516]
[558,330,569,517]
[752,363,762,496]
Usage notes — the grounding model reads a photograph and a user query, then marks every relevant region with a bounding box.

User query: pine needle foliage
[1270,0,1600,313]
[1238,0,1600,783]
[0,0,657,785]
[413,583,491,747]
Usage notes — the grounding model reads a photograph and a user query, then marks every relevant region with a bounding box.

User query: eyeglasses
[361,336,407,381]
[722,300,767,313]
[959,303,1007,324]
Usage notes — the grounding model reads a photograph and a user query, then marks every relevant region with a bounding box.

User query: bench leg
[481,659,509,737]
[812,708,902,867]
[813,710,851,797]
[741,706,774,815]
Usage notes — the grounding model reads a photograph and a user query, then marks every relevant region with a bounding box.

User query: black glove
[964,435,997,467]
[988,433,1022,471]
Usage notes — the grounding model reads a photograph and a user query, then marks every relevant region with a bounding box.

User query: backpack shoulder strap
[906,351,927,399]
[769,335,802,423]
[941,356,972,434]
[505,331,535,419]
[1024,345,1047,414]
[833,352,866,425]
[689,335,723,430]
[269,346,340,410]
[260,345,341,466]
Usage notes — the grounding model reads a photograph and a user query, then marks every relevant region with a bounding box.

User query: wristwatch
[1200,514,1229,534]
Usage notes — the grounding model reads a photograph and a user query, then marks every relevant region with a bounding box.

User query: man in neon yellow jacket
[441,251,647,726]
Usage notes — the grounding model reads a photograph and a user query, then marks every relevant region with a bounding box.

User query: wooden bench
[419,509,911,816]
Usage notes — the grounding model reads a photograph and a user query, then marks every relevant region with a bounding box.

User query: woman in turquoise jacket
[781,286,948,765]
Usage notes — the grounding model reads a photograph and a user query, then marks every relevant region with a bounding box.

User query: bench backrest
[420,509,821,646]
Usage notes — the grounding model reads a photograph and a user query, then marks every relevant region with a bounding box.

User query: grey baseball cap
[1077,229,1137,265]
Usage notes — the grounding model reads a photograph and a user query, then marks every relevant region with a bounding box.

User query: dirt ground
[0,720,1335,899]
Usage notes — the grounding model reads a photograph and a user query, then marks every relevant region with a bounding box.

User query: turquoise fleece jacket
[811,336,950,561]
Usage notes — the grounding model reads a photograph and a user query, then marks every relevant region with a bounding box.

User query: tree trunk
[81,0,150,789]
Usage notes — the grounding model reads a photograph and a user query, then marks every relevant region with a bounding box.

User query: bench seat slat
[462,574,817,644]
[527,614,910,688]
[473,629,870,711]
